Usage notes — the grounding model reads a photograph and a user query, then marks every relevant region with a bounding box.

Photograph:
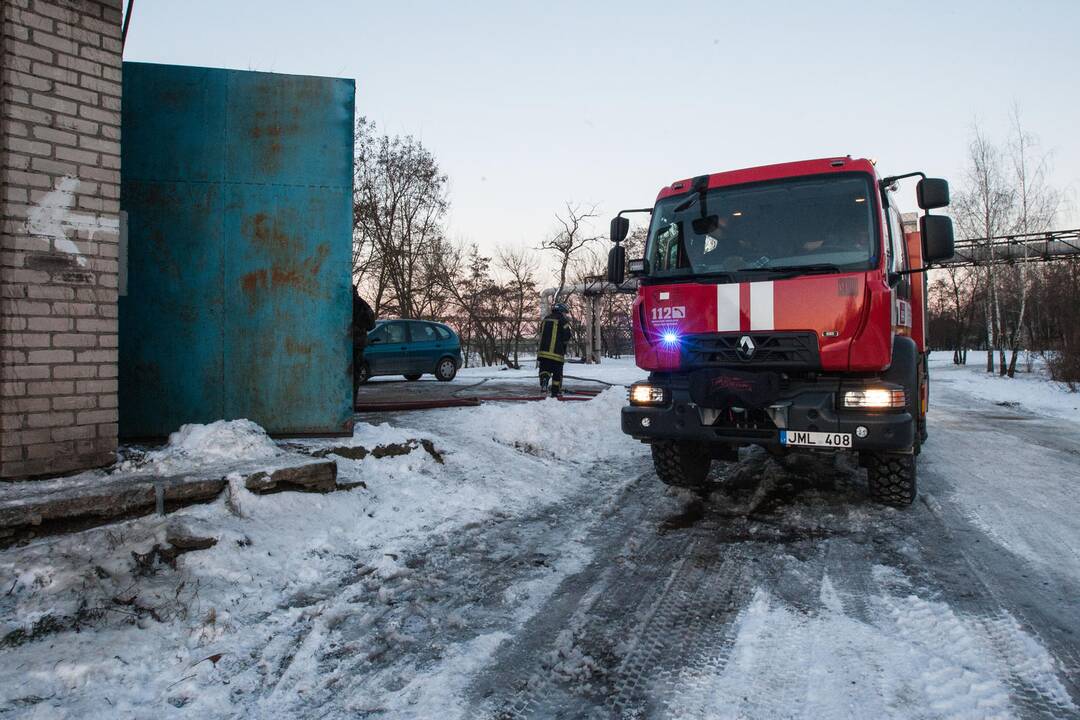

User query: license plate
[780,430,853,448]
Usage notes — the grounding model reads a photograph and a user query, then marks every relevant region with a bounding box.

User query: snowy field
[929,350,1079,422]
[1,355,1078,718]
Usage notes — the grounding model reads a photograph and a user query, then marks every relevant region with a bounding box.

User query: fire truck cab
[606,157,955,506]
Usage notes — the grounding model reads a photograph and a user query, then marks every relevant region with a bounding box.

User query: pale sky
[124,0,1079,272]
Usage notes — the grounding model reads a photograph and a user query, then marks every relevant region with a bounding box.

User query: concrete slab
[0,456,340,547]
[244,459,337,494]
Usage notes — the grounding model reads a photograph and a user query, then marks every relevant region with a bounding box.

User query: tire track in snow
[235,459,655,718]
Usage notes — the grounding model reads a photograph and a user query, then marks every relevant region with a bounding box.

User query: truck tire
[712,444,740,463]
[866,452,916,506]
[651,440,712,489]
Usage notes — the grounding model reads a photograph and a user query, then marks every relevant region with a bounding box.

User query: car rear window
[410,323,436,342]
[435,325,452,340]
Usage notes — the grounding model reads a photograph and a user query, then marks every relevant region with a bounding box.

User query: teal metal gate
[119,63,355,437]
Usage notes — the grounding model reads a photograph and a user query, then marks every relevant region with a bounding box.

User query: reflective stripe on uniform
[538,318,564,362]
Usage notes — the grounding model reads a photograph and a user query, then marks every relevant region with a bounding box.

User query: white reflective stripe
[716,283,740,331]
[749,281,774,330]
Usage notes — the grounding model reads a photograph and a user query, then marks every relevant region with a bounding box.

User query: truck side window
[653,222,684,271]
[884,199,912,298]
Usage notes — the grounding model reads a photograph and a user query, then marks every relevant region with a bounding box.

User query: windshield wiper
[735,263,843,277]
[672,195,698,213]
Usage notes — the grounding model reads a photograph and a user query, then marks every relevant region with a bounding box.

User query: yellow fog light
[843,388,906,409]
[629,384,668,406]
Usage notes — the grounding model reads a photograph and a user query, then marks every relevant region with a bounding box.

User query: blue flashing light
[661,331,680,346]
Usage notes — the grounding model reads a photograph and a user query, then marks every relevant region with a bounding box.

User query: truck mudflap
[622,380,914,452]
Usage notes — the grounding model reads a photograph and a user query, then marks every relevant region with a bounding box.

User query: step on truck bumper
[621,386,914,452]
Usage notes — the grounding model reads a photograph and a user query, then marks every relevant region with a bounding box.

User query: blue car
[357,319,462,383]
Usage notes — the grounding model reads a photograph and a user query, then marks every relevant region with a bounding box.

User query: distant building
[902,212,919,235]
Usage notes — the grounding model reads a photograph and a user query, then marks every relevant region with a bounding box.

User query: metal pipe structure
[939,228,1080,268]
[539,278,638,364]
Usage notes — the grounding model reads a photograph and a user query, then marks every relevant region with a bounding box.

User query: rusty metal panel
[120,63,354,437]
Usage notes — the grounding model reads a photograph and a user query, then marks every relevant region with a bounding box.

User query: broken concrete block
[243,460,337,494]
[166,517,219,551]
[420,439,445,464]
[0,474,227,548]
[312,446,369,460]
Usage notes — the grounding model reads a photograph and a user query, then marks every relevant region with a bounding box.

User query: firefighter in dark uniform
[352,285,375,402]
[538,303,571,397]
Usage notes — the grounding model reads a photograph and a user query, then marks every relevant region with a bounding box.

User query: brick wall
[1,0,122,479]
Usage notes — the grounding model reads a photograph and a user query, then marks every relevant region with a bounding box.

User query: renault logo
[737,335,756,360]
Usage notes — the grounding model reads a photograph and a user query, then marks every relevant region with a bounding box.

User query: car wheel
[355,361,371,385]
[404,374,422,381]
[435,357,457,382]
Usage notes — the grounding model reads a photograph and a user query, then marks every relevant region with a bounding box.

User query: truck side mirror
[920,214,955,263]
[607,244,626,284]
[916,178,950,210]
[610,216,630,244]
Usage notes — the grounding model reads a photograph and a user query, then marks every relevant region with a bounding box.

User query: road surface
[2,366,1077,719]
[332,372,1080,718]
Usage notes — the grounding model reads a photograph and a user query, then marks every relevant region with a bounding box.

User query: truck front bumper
[621,381,913,452]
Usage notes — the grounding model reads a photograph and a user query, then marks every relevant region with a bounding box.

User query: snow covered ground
[2,356,1079,718]
[0,386,647,718]
[929,350,1079,422]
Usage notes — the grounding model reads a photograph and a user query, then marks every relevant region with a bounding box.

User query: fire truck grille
[681,331,821,370]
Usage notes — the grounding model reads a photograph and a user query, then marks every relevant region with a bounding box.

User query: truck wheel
[651,440,712,489]
[865,452,916,507]
[712,444,740,463]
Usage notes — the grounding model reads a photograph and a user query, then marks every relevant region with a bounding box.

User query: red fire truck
[606,157,955,506]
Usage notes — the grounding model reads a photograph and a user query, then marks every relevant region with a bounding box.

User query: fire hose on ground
[353,376,620,412]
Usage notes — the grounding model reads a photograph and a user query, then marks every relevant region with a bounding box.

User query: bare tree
[929,267,982,364]
[929,111,1070,382]
[1004,106,1060,376]
[542,202,600,301]
[496,245,539,368]
[352,117,449,318]
[952,123,1015,373]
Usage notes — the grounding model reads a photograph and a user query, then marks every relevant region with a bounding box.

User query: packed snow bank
[930,351,1079,423]
[116,419,282,475]
[0,392,649,718]
[451,386,641,462]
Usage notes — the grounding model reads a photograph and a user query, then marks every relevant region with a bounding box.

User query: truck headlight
[842,388,906,409]
[629,383,668,406]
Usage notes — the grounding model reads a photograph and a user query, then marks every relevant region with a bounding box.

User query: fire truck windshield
[645,174,878,280]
